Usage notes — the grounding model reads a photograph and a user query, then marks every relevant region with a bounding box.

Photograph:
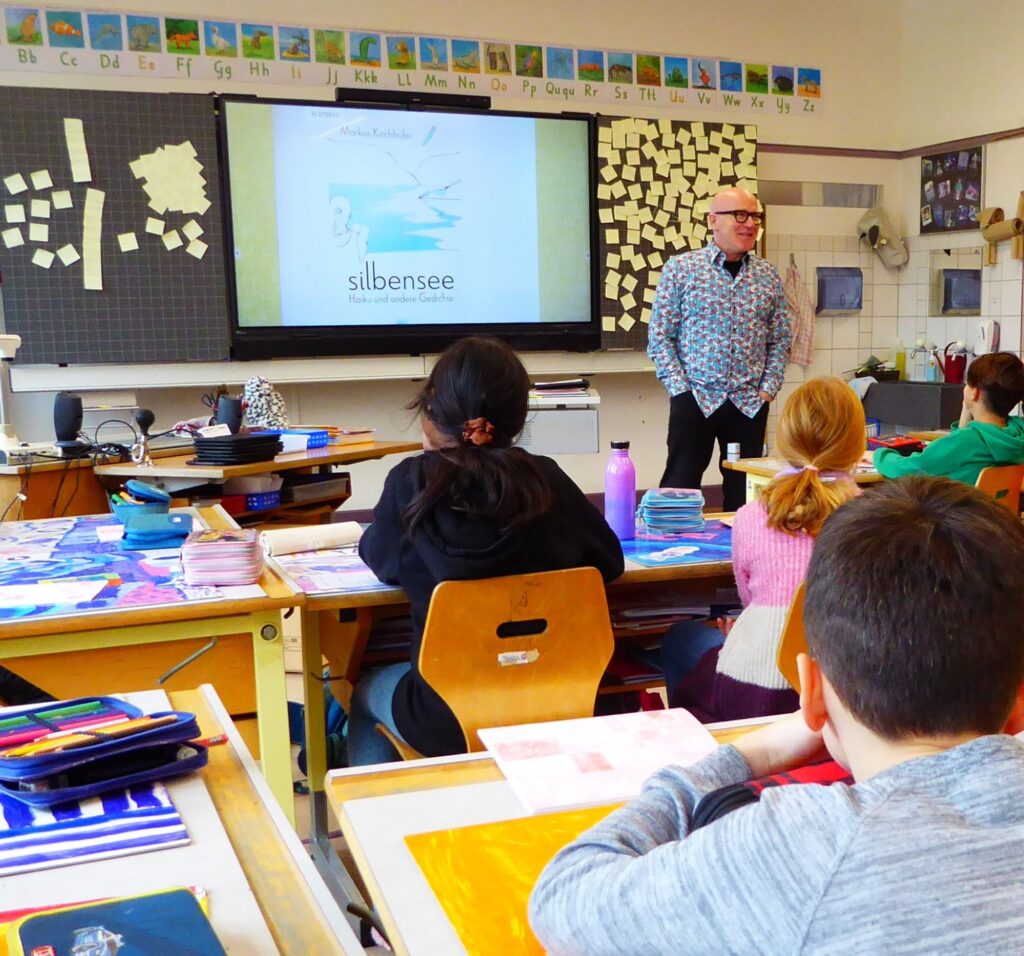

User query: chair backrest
[975,464,1024,514]
[418,567,615,752]
[776,580,807,692]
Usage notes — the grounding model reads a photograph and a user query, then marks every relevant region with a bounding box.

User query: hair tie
[462,417,495,446]
[776,463,821,477]
[803,464,819,473]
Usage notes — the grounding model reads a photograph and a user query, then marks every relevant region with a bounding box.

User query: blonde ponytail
[761,377,866,536]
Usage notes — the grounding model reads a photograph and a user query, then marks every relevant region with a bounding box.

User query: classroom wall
[8,1,1019,503]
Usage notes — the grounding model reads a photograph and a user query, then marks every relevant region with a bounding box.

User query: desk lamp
[0,335,23,465]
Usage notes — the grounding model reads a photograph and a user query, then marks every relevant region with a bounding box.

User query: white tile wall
[765,230,1024,450]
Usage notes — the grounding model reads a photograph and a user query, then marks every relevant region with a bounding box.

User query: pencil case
[0,696,207,808]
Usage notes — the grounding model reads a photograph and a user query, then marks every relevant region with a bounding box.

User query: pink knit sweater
[672,498,814,722]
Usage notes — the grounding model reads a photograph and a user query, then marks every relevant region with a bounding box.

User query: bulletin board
[596,116,758,350]
[0,87,230,365]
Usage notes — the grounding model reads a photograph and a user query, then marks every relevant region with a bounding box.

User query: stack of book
[636,487,706,533]
[180,529,263,586]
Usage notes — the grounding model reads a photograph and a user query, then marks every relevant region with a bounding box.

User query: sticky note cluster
[130,141,211,216]
[597,117,758,334]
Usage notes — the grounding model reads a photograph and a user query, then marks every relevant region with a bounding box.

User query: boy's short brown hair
[967,351,1024,418]
[805,475,1024,738]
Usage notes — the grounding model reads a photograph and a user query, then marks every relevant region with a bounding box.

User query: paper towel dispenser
[857,206,909,269]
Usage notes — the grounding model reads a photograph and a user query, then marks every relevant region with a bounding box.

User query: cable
[58,457,81,517]
[48,459,70,518]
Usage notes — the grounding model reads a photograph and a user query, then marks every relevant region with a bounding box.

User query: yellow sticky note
[628,183,644,200]
[606,252,621,269]
[30,198,50,219]
[610,181,628,200]
[117,232,139,252]
[641,307,652,325]
[644,285,657,303]
[602,315,616,332]
[630,254,646,271]
[620,292,636,311]
[618,312,636,332]
[640,166,654,183]
[28,222,49,243]
[605,228,620,245]
[600,165,617,183]
[2,226,24,248]
[622,274,638,293]
[626,132,641,148]
[5,205,25,224]
[599,208,614,224]
[186,239,208,260]
[648,251,664,269]
[30,169,53,190]
[620,244,634,261]
[51,190,73,210]
[56,243,80,266]
[626,229,641,245]
[598,127,612,144]
[621,166,637,183]
[32,248,55,268]
[162,229,183,251]
[651,234,666,250]
[145,217,164,236]
[597,184,613,201]
[4,173,27,195]
[641,224,657,242]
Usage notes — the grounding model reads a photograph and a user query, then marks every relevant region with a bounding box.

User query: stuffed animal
[243,376,289,429]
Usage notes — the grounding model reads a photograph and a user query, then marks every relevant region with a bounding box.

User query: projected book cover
[225,101,591,330]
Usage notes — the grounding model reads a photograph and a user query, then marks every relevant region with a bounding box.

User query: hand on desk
[732,711,829,779]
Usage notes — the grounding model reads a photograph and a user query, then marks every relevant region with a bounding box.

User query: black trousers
[661,392,769,512]
[0,666,54,706]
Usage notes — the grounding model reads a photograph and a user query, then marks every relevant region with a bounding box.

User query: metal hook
[789,253,797,268]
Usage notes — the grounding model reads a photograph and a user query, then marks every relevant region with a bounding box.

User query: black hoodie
[358,452,625,756]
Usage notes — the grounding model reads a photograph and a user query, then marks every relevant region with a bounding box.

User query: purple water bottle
[605,440,636,541]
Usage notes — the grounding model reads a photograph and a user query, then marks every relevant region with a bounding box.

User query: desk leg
[301,608,368,910]
[249,608,295,825]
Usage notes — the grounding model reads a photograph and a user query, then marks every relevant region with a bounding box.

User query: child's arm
[528,736,841,955]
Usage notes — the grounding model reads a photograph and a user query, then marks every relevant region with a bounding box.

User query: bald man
[647,188,791,511]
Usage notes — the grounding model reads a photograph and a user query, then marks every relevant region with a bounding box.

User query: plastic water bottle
[605,441,636,541]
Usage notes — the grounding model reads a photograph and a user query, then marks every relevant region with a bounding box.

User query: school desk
[722,455,885,502]
[293,544,735,907]
[95,439,421,521]
[0,505,303,819]
[2,685,362,955]
[326,716,777,955]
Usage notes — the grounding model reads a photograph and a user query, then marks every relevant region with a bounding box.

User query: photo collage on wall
[920,146,982,233]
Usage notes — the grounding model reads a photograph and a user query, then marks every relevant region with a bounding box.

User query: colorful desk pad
[621,518,732,567]
[0,515,220,623]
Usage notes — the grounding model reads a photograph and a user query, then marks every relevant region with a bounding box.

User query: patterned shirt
[647,242,791,418]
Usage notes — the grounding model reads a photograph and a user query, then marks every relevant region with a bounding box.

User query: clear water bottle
[605,440,636,541]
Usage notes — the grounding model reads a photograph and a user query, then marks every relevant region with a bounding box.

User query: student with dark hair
[530,476,1024,954]
[874,350,1024,485]
[350,337,624,765]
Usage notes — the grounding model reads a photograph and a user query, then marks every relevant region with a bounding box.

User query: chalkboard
[0,87,229,365]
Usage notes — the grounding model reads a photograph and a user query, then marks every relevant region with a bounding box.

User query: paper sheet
[82,187,104,290]
[162,229,183,251]
[51,189,73,210]
[64,118,92,183]
[4,173,27,195]
[29,169,53,190]
[145,217,165,235]
[57,243,80,266]
[28,222,48,243]
[5,204,25,223]
[1,226,23,248]
[186,239,208,260]
[31,249,55,269]
[117,232,139,252]
[181,219,203,241]
[30,198,50,219]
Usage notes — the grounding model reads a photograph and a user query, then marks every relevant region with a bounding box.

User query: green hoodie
[873,417,1024,486]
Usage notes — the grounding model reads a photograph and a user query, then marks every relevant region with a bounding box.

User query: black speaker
[214,396,243,434]
[54,391,90,458]
[54,391,83,442]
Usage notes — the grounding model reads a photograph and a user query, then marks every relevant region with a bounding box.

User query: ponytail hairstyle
[760,377,866,536]
[403,336,553,532]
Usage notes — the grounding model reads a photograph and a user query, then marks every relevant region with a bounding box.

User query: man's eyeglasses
[714,209,764,225]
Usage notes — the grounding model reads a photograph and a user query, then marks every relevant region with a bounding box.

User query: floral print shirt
[647,242,791,418]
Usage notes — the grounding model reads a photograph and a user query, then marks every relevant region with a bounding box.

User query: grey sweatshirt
[529,736,1024,955]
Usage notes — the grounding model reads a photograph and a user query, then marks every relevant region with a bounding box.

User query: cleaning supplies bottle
[604,441,636,541]
[893,338,906,381]
[926,348,940,383]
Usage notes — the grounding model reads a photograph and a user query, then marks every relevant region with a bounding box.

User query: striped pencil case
[0,696,207,808]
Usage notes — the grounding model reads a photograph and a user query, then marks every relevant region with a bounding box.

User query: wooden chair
[975,464,1024,514]
[379,567,616,757]
[776,581,807,692]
